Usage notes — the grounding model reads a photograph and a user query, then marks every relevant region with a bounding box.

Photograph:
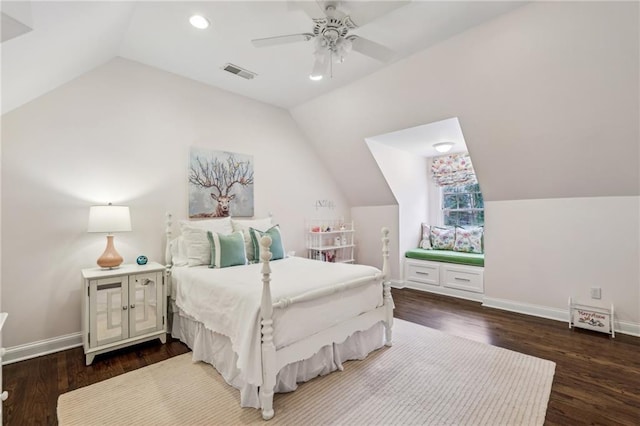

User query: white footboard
[258,227,393,420]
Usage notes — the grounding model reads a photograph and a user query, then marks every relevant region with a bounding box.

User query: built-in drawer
[404,259,439,286]
[441,264,484,293]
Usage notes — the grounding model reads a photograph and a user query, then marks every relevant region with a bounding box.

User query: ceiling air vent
[222,63,257,80]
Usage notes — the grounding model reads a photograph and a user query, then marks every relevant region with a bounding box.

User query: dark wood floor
[3,288,639,425]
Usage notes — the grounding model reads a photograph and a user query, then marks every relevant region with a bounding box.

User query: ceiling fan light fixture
[310,52,330,81]
[433,142,455,153]
[189,15,210,29]
[251,1,399,79]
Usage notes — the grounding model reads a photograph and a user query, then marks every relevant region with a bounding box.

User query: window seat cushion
[405,248,484,267]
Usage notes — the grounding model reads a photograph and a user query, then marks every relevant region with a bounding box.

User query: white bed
[165,214,393,420]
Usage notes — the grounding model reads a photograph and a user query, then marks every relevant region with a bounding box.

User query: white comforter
[172,257,383,387]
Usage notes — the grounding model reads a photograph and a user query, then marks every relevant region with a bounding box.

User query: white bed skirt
[171,304,386,409]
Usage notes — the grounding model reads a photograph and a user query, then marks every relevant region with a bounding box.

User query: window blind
[431,153,478,187]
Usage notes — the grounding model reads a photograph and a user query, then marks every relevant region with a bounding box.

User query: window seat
[405,248,484,267]
[403,249,484,301]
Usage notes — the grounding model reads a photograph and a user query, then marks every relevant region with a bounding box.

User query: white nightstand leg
[85,353,95,366]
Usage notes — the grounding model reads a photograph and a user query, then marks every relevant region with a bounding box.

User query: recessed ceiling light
[189,15,210,29]
[309,74,323,81]
[433,142,455,153]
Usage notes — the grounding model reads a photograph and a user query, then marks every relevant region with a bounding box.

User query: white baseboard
[3,332,82,365]
[617,321,640,337]
[389,279,404,288]
[483,297,640,338]
[393,284,640,338]
[482,297,567,322]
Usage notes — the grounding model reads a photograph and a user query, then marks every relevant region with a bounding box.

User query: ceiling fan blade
[252,33,315,48]
[287,0,325,19]
[348,36,395,62]
[342,0,410,27]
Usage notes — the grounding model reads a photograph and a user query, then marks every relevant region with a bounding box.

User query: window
[442,183,484,227]
[430,152,485,227]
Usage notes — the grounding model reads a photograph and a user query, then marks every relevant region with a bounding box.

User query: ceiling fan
[251,1,408,80]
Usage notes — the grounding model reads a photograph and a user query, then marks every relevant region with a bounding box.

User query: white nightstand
[81,262,167,365]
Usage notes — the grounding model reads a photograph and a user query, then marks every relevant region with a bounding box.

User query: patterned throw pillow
[431,226,455,250]
[419,223,432,249]
[454,226,484,253]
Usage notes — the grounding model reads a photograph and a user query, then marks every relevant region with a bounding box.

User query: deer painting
[211,194,235,217]
[189,151,254,218]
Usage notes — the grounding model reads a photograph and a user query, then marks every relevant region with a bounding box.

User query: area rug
[58,319,555,425]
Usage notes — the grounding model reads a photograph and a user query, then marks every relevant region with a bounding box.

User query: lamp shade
[88,205,132,233]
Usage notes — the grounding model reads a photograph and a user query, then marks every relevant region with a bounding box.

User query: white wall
[0,57,350,348]
[366,140,429,278]
[291,2,640,331]
[484,197,640,330]
[292,1,639,204]
[351,205,399,281]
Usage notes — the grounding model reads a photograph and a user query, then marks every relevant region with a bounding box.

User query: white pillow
[180,217,233,267]
[231,217,272,262]
[179,217,233,234]
[169,237,188,267]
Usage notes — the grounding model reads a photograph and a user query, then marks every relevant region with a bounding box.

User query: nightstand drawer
[442,264,484,293]
[405,260,439,286]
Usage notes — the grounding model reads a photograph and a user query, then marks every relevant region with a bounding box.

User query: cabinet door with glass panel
[89,275,129,347]
[129,272,163,338]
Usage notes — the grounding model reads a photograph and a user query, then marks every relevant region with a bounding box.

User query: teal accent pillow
[206,231,248,268]
[250,225,285,262]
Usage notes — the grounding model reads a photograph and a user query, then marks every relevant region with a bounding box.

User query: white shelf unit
[306,219,355,263]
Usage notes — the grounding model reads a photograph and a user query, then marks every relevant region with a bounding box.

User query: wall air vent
[222,63,257,80]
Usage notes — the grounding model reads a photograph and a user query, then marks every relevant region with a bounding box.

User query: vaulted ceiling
[1,1,526,115]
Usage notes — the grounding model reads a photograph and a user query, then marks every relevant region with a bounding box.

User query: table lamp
[88,203,132,268]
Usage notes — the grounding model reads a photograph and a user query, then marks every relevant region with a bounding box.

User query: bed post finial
[259,235,276,420]
[381,227,393,346]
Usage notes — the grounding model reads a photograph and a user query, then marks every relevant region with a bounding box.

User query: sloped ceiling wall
[1,1,134,114]
[291,1,639,204]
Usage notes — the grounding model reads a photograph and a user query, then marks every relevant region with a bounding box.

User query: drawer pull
[416,271,430,276]
[122,306,128,311]
[454,277,471,282]
[1,391,8,401]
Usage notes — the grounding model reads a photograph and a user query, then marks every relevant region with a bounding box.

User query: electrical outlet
[590,287,601,299]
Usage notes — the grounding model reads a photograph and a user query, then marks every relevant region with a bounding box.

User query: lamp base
[97,235,124,269]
